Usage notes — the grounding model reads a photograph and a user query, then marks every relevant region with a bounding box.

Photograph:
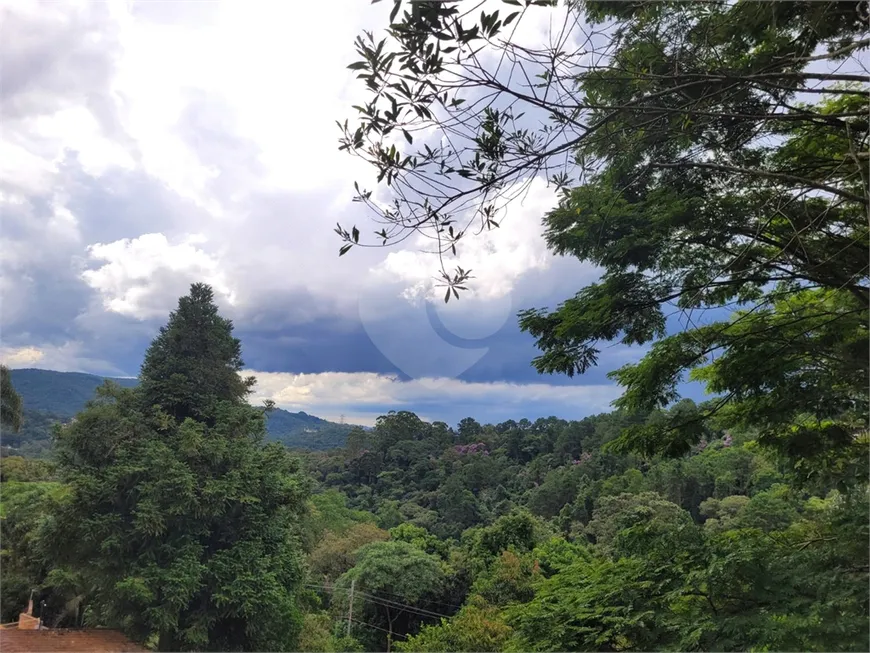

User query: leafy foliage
[137,283,254,424]
[309,522,390,582]
[40,284,312,651]
[333,540,446,651]
[0,481,77,626]
[1,364,24,433]
[337,0,869,472]
[5,395,868,651]
[396,597,512,653]
[0,456,56,483]
[302,404,868,651]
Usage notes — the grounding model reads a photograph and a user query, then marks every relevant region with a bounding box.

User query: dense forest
[1,0,868,651]
[0,283,867,651]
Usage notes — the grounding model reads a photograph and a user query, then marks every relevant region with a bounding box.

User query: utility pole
[346,579,355,637]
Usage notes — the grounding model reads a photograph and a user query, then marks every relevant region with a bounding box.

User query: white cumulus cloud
[0,341,126,375]
[0,0,620,420]
[81,233,235,319]
[249,370,621,426]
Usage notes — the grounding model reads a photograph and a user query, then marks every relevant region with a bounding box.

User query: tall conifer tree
[48,283,310,651]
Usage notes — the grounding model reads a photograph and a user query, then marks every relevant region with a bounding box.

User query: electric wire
[304,583,453,620]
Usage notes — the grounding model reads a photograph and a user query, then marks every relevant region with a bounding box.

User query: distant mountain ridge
[3,368,355,455]
[8,369,139,418]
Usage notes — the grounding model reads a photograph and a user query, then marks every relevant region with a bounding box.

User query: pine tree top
[138,283,253,423]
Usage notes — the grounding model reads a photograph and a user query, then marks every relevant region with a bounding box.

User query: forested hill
[9,368,139,418]
[5,368,355,453]
[290,408,869,651]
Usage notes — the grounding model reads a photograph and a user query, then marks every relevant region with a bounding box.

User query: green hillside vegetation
[265,409,357,451]
[1,284,867,652]
[1,409,67,459]
[1,0,867,650]
[8,369,138,418]
[297,410,868,651]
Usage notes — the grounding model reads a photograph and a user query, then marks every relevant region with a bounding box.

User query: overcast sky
[0,0,707,427]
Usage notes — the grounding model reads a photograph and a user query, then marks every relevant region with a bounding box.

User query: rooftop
[0,629,147,653]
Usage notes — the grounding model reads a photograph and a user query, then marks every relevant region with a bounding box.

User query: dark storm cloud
[0,181,90,338]
[238,319,403,377]
[68,308,159,376]
[1,269,90,343]
[232,277,642,387]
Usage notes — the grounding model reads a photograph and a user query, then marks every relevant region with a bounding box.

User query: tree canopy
[333,540,446,651]
[336,0,869,469]
[138,282,254,425]
[1,364,24,433]
[3,396,868,651]
[0,3,868,652]
[42,284,311,651]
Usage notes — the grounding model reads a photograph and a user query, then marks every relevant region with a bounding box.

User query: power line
[355,591,450,620]
[309,582,448,616]
[349,616,408,640]
[308,584,449,621]
[305,580,464,611]
[305,583,452,620]
[308,585,450,618]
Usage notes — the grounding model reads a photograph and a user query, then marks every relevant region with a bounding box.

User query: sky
[0,0,708,427]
